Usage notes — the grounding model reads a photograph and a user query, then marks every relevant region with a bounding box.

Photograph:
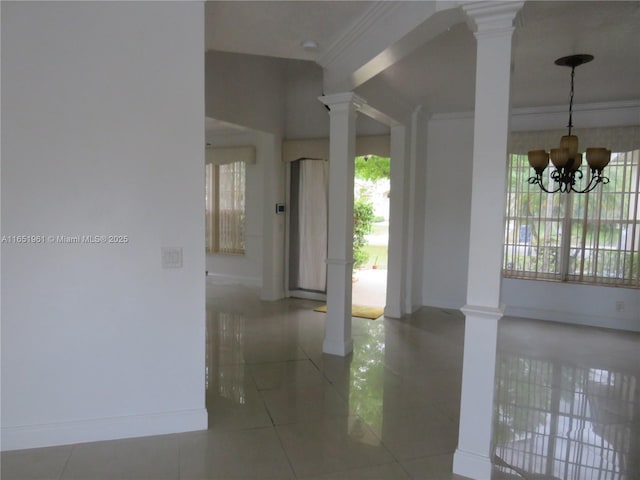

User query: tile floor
[2,281,638,479]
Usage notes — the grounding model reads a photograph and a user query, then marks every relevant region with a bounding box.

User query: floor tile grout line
[271,423,300,479]
[57,444,75,480]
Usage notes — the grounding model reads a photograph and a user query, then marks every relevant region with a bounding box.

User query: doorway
[286,154,390,308]
[351,155,389,308]
[287,158,329,301]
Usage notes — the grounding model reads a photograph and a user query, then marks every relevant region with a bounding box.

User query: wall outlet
[615,300,625,312]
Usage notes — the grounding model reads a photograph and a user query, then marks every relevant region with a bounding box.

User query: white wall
[422,114,474,309]
[502,279,640,332]
[205,51,286,136]
[1,2,207,450]
[284,60,329,139]
[406,109,429,313]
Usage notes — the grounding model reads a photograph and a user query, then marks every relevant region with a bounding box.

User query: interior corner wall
[1,2,207,450]
[422,114,474,309]
[205,50,286,137]
[284,60,330,140]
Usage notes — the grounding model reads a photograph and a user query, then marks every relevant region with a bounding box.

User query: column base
[461,303,505,320]
[384,303,401,319]
[453,448,493,479]
[322,338,353,357]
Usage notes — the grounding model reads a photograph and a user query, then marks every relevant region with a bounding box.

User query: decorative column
[453,2,523,478]
[385,124,408,319]
[318,92,365,357]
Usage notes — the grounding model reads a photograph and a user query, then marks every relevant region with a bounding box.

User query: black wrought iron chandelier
[527,54,611,193]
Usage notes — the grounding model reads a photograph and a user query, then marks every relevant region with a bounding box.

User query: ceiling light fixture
[301,39,318,51]
[527,54,610,193]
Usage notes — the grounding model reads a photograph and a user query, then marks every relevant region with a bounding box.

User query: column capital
[412,104,431,123]
[318,92,367,111]
[462,1,524,37]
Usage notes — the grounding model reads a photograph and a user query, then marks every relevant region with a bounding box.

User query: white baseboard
[1,408,208,452]
[453,448,493,479]
[504,305,640,333]
[287,290,326,302]
[205,272,261,287]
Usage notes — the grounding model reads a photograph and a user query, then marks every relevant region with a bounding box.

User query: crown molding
[316,1,402,69]
[426,100,640,124]
[512,99,640,118]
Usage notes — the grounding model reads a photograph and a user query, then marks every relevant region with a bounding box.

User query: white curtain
[296,159,329,291]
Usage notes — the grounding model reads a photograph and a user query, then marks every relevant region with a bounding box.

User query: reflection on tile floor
[2,281,638,479]
[493,319,640,480]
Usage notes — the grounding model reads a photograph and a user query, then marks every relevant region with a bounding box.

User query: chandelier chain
[568,66,575,136]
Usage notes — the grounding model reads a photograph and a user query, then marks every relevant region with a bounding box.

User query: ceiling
[205,1,375,61]
[205,1,640,116]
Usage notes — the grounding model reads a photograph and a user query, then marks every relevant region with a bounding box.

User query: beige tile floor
[2,281,638,479]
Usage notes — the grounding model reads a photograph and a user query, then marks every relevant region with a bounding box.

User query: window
[503,149,639,288]
[205,160,246,254]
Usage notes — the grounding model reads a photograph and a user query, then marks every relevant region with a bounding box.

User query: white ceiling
[205,1,640,116]
[205,1,374,61]
[205,117,250,137]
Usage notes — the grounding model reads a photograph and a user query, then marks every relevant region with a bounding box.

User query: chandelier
[527,54,611,193]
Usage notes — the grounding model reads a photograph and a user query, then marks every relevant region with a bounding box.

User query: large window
[205,160,246,254]
[503,149,639,287]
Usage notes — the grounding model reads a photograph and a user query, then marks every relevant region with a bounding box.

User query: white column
[318,92,364,357]
[454,2,523,478]
[385,124,409,319]
[404,106,429,314]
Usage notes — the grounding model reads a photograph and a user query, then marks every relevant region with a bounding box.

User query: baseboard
[504,305,640,333]
[205,272,261,287]
[1,408,208,452]
[453,448,492,479]
[288,290,327,302]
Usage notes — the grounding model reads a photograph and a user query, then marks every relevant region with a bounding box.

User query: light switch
[161,247,183,268]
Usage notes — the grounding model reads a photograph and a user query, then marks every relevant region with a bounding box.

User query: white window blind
[205,160,246,255]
